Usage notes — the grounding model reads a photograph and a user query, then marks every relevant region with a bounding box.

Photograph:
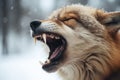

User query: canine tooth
[42,33,47,44]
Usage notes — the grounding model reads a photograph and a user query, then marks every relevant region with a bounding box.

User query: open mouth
[33,32,66,72]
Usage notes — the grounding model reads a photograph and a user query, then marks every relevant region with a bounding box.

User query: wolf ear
[96,11,120,25]
[96,10,120,42]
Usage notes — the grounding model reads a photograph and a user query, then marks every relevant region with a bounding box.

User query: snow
[109,0,115,3]
[0,42,61,80]
[87,0,101,8]
[39,0,54,12]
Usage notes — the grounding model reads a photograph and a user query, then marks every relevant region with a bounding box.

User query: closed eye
[63,18,73,21]
[61,18,79,29]
[62,18,77,22]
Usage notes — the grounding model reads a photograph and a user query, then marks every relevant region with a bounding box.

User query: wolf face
[30,4,120,80]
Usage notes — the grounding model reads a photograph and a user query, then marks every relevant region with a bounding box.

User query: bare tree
[1,0,22,55]
[1,0,8,55]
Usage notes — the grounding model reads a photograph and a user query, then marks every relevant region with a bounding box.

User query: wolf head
[30,4,120,80]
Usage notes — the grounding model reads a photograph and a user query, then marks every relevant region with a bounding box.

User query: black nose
[30,21,41,31]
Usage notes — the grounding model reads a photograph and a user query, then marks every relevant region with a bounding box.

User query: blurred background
[0,0,120,80]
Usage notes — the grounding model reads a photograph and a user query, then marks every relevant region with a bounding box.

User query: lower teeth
[45,59,51,64]
[39,59,51,65]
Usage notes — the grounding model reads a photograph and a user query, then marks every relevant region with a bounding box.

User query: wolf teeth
[50,34,54,38]
[55,36,60,39]
[46,59,50,64]
[39,59,51,65]
[42,33,47,44]
[34,33,60,44]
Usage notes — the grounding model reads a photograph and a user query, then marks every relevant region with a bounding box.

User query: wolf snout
[30,21,41,32]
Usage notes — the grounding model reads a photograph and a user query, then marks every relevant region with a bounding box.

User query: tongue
[50,46,63,59]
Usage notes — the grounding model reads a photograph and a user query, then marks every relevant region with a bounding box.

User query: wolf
[30,4,120,80]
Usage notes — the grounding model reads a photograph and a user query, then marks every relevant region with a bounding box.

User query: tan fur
[36,4,120,80]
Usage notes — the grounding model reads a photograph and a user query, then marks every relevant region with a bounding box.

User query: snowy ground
[0,42,62,80]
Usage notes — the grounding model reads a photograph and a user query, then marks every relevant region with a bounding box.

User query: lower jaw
[42,50,65,72]
[42,61,59,73]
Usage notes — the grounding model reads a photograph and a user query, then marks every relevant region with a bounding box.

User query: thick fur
[34,4,120,80]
